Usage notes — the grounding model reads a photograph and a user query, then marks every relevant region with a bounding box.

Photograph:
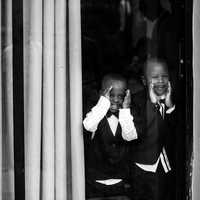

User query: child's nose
[113,96,119,103]
[158,76,164,83]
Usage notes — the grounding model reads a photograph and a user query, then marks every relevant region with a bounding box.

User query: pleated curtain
[0,0,15,199]
[23,0,85,200]
[1,0,200,199]
[0,0,85,199]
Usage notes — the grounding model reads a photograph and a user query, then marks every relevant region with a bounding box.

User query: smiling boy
[128,58,177,200]
[83,73,137,199]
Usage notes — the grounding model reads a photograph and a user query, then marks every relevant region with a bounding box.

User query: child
[128,58,177,200]
[83,73,137,199]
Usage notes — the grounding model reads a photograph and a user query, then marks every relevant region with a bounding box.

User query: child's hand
[149,82,157,104]
[102,86,112,100]
[123,89,131,108]
[165,81,173,108]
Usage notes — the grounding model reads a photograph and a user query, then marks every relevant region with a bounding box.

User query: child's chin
[154,88,167,96]
[156,92,166,97]
[110,108,119,113]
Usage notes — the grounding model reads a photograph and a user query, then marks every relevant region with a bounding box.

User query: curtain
[0,0,15,199]
[193,0,200,199]
[0,0,85,199]
[23,0,85,200]
[1,0,199,199]
[69,0,85,199]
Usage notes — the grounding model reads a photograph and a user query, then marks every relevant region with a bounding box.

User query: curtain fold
[1,0,15,199]
[55,0,68,199]
[42,0,55,200]
[23,0,84,199]
[69,0,85,199]
[24,0,43,199]
[0,0,84,199]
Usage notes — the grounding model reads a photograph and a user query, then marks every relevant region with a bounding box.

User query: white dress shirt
[83,96,138,185]
[83,96,138,141]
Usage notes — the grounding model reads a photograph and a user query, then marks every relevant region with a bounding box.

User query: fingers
[124,89,131,101]
[165,81,173,107]
[149,82,155,96]
[123,89,131,108]
[125,89,130,97]
[149,82,157,104]
[105,86,112,96]
[108,86,113,93]
[149,82,154,90]
[102,86,112,98]
[168,81,171,90]
[167,81,172,94]
[148,80,154,94]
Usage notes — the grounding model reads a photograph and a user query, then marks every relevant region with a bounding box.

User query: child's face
[145,62,169,96]
[108,81,126,113]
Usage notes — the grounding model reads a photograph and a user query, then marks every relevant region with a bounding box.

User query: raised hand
[165,81,173,108]
[102,86,112,100]
[149,82,157,104]
[123,89,131,108]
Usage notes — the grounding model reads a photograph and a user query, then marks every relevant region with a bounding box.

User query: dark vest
[130,91,176,166]
[85,116,130,181]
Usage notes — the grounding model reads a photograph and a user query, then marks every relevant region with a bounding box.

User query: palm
[102,86,112,99]
[165,82,173,107]
[123,90,131,108]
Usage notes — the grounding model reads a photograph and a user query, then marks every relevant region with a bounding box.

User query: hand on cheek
[149,82,157,104]
[165,82,173,108]
[102,86,112,100]
[123,89,131,108]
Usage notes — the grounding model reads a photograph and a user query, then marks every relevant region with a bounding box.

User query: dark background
[81,0,193,199]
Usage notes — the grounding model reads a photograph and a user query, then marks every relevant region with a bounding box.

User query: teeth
[157,86,164,89]
[111,105,118,109]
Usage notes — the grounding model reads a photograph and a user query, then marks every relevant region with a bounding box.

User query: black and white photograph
[0,0,198,200]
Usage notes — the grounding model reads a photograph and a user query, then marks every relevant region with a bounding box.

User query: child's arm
[119,109,138,141]
[119,90,138,141]
[83,87,112,133]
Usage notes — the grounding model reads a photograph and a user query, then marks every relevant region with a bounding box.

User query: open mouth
[156,86,165,90]
[154,85,167,95]
[110,104,120,111]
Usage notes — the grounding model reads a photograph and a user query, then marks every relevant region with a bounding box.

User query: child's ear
[141,76,146,86]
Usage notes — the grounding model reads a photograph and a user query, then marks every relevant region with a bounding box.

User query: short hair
[101,73,127,90]
[142,57,169,77]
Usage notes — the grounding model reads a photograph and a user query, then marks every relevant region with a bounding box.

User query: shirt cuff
[119,108,133,119]
[166,105,175,114]
[119,108,137,141]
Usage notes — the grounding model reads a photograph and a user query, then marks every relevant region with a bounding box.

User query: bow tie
[158,99,165,104]
[106,110,119,118]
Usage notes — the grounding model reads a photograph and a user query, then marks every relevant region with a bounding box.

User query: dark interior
[81,0,193,199]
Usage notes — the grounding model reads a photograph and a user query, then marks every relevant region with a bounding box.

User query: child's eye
[152,76,159,79]
[118,95,124,99]
[162,75,169,79]
[152,75,169,80]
